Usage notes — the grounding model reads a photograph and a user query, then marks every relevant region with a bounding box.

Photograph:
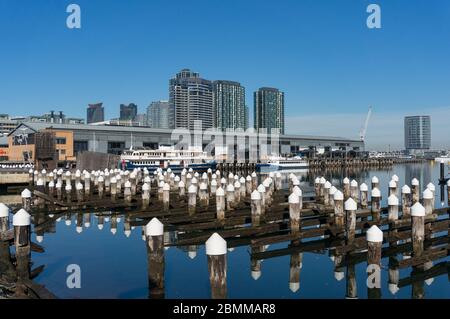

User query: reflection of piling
[289,251,302,293]
[145,218,165,299]
[206,233,227,299]
[366,225,383,299]
[345,263,358,299]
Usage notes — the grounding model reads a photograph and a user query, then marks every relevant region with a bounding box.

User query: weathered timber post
[323,181,331,206]
[371,188,381,222]
[343,177,350,201]
[188,184,197,215]
[206,233,227,299]
[366,225,383,299]
[401,185,411,218]
[251,190,262,226]
[289,193,301,236]
[21,189,32,211]
[145,218,165,299]
[388,180,397,197]
[257,184,266,215]
[142,183,150,208]
[65,183,72,205]
[226,184,235,211]
[13,209,31,280]
[162,183,170,211]
[345,198,357,243]
[251,172,257,191]
[333,190,344,229]
[411,178,420,204]
[216,187,226,222]
[350,180,359,202]
[371,176,379,191]
[0,203,9,232]
[411,202,425,257]
[76,182,84,203]
[359,183,368,209]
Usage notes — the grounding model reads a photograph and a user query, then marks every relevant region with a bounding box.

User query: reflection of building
[147,101,170,129]
[87,103,105,124]
[213,81,247,130]
[404,116,431,153]
[405,163,432,188]
[169,69,213,130]
[120,104,138,121]
[254,87,285,134]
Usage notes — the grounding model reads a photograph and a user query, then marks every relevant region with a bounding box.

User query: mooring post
[226,184,235,211]
[234,181,241,205]
[142,183,150,208]
[124,181,132,203]
[199,182,209,206]
[178,180,185,199]
[371,176,379,191]
[76,182,84,203]
[205,233,227,299]
[130,172,137,196]
[0,203,9,232]
[350,180,359,202]
[388,194,399,223]
[345,198,357,243]
[411,178,420,204]
[289,193,301,236]
[423,188,433,216]
[188,184,197,215]
[245,175,252,195]
[216,187,226,222]
[359,183,368,209]
[371,188,381,222]
[323,181,331,206]
[411,202,425,257]
[366,225,383,299]
[210,179,217,195]
[333,190,344,229]
[110,177,117,202]
[401,185,411,218]
[65,183,72,205]
[314,177,320,199]
[84,172,91,198]
[239,177,246,198]
[251,172,257,191]
[162,183,170,211]
[104,171,110,194]
[145,218,165,299]
[328,186,336,207]
[343,177,350,201]
[28,168,34,186]
[251,190,262,226]
[275,172,282,191]
[13,209,31,280]
[388,180,397,197]
[426,183,435,209]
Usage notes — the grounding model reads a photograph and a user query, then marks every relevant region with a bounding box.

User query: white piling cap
[110,177,117,183]
[65,219,72,226]
[29,168,34,174]
[56,181,62,188]
[36,235,44,243]
[289,193,300,204]
[251,270,261,280]
[142,183,150,191]
[289,282,300,293]
[343,177,350,184]
[124,181,131,188]
[293,186,302,197]
[226,184,235,192]
[211,179,217,186]
[251,190,261,200]
[48,180,55,188]
[228,172,234,179]
[269,172,275,178]
[411,178,419,186]
[65,171,71,177]
[13,209,31,226]
[402,185,411,194]
[371,188,381,198]
[262,179,270,188]
[76,226,83,234]
[292,179,300,186]
[216,187,225,196]
[234,181,241,189]
[388,194,399,206]
[257,184,266,193]
[98,176,104,182]
[276,172,282,178]
[211,174,217,179]
[207,168,212,173]
[344,198,357,211]
[314,177,320,184]
[426,183,435,191]
[36,179,44,186]
[178,180,185,188]
[205,233,227,255]
[359,183,368,192]
[389,180,397,188]
[188,184,197,194]
[350,180,358,187]
[146,218,164,236]
[320,177,326,184]
[251,172,257,178]
[21,188,32,198]
[333,190,344,201]
[411,203,425,217]
[220,177,227,184]
[163,183,170,191]
[174,176,180,182]
[65,184,72,191]
[371,176,379,183]
[423,188,433,199]
[366,225,383,243]
[334,271,345,281]
[324,181,332,189]
[0,203,9,217]
[392,174,399,182]
[329,186,337,195]
[239,177,246,184]
[202,172,208,179]
[200,182,207,190]
[76,182,83,190]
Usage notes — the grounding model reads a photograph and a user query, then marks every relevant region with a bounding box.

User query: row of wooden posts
[2,165,449,298]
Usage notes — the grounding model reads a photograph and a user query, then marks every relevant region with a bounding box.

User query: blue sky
[1,0,449,149]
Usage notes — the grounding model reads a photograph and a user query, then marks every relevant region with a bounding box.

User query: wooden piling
[289,193,301,235]
[411,178,420,204]
[359,183,368,209]
[350,180,359,202]
[345,198,357,243]
[13,209,31,280]
[163,183,170,211]
[411,203,425,257]
[371,188,381,222]
[0,203,9,232]
[206,233,227,299]
[188,185,197,215]
[251,190,262,226]
[388,180,397,197]
[21,189,32,211]
[422,188,433,216]
[343,177,350,201]
[402,185,411,218]
[226,184,235,211]
[216,187,226,222]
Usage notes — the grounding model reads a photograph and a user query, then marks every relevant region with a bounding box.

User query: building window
[108,141,125,155]
[59,149,66,155]
[74,141,88,154]
[56,137,66,145]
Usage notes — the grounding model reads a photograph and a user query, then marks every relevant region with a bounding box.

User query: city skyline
[1,1,450,149]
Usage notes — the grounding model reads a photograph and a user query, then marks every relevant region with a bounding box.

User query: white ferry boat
[434,153,450,163]
[256,155,309,171]
[119,146,216,172]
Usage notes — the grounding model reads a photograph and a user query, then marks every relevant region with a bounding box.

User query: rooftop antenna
[360,106,372,142]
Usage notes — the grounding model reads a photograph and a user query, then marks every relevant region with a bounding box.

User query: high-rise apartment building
[120,103,138,121]
[404,115,431,151]
[147,100,170,129]
[87,103,104,124]
[213,80,247,130]
[254,87,285,134]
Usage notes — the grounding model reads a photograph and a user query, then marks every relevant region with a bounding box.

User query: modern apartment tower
[120,103,138,121]
[87,103,105,124]
[147,100,170,129]
[213,80,247,130]
[404,115,431,152]
[169,69,213,130]
[254,87,285,134]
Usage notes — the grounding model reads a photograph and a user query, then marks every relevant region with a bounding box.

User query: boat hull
[122,161,217,172]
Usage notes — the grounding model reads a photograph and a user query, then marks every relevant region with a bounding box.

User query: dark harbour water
[27,162,449,299]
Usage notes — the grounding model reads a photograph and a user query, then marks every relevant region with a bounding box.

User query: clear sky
[1,0,449,150]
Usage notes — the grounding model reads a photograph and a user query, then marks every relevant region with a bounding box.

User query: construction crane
[360,106,372,142]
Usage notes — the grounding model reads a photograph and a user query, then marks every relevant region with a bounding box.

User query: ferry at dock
[256,155,309,172]
[119,146,216,172]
